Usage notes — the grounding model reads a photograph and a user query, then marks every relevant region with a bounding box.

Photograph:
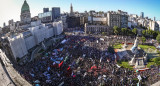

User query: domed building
[20,0,31,24]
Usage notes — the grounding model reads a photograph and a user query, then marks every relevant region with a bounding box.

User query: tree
[121,28,128,36]
[156,34,160,44]
[102,32,107,35]
[132,28,137,36]
[153,31,158,39]
[141,36,146,44]
[113,26,120,35]
[154,57,160,71]
[142,30,146,36]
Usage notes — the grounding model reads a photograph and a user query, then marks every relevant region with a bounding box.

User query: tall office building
[43,8,49,13]
[20,0,31,24]
[154,17,156,21]
[140,12,144,18]
[52,7,61,21]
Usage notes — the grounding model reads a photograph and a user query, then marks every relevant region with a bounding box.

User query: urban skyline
[0,0,160,27]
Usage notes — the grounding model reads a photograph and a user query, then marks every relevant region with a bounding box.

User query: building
[23,31,36,50]
[157,21,160,31]
[20,0,31,24]
[107,10,128,28]
[43,8,49,13]
[8,33,28,59]
[38,12,52,23]
[84,23,111,35]
[140,12,144,18]
[38,7,60,23]
[149,20,159,31]
[70,3,74,16]
[52,7,61,21]
[88,16,107,25]
[66,16,80,28]
[53,21,63,35]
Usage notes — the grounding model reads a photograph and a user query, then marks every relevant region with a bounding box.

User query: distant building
[88,16,107,25]
[66,16,80,28]
[70,3,74,16]
[157,21,160,31]
[43,8,49,13]
[53,21,63,35]
[38,12,52,23]
[107,10,128,28]
[20,0,31,24]
[149,20,159,31]
[52,7,61,21]
[140,12,144,18]
[85,23,111,35]
[38,7,60,23]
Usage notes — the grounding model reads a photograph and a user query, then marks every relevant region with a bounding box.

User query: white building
[149,20,159,31]
[53,21,63,35]
[8,33,28,59]
[157,21,160,31]
[23,31,36,50]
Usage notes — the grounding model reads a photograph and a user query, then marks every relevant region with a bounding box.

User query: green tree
[113,26,120,35]
[156,34,160,44]
[121,28,128,36]
[141,36,146,44]
[153,31,158,39]
[132,28,137,36]
[154,57,160,71]
[102,32,107,35]
[155,57,160,65]
[142,30,146,36]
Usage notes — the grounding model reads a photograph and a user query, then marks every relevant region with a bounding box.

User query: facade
[66,16,80,28]
[43,8,49,13]
[157,21,160,31]
[20,0,31,24]
[52,7,61,21]
[38,12,52,23]
[85,23,111,34]
[149,20,159,31]
[8,33,28,59]
[88,16,107,25]
[107,10,128,28]
[23,31,36,50]
[53,21,63,35]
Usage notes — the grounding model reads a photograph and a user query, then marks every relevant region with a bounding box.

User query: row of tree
[113,26,159,39]
[113,26,137,36]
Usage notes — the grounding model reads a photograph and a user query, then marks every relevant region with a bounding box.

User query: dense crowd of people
[17,34,160,86]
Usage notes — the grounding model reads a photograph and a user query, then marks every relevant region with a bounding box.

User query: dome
[21,0,30,13]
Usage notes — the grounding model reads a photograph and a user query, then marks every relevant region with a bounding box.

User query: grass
[138,45,156,50]
[113,43,122,49]
[117,61,133,70]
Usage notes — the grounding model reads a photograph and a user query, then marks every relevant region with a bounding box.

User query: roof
[21,0,30,13]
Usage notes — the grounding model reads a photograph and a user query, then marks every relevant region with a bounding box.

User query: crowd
[16,34,160,86]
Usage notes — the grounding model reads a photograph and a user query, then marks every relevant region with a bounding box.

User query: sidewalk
[151,81,160,86]
[0,49,31,86]
[0,62,14,86]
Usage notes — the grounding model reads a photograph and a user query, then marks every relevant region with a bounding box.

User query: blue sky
[0,0,160,27]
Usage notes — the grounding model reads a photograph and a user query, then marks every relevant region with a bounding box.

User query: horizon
[0,0,160,27]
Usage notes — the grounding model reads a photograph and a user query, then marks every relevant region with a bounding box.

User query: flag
[59,61,63,68]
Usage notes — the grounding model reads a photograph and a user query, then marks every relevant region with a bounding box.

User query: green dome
[21,0,30,13]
